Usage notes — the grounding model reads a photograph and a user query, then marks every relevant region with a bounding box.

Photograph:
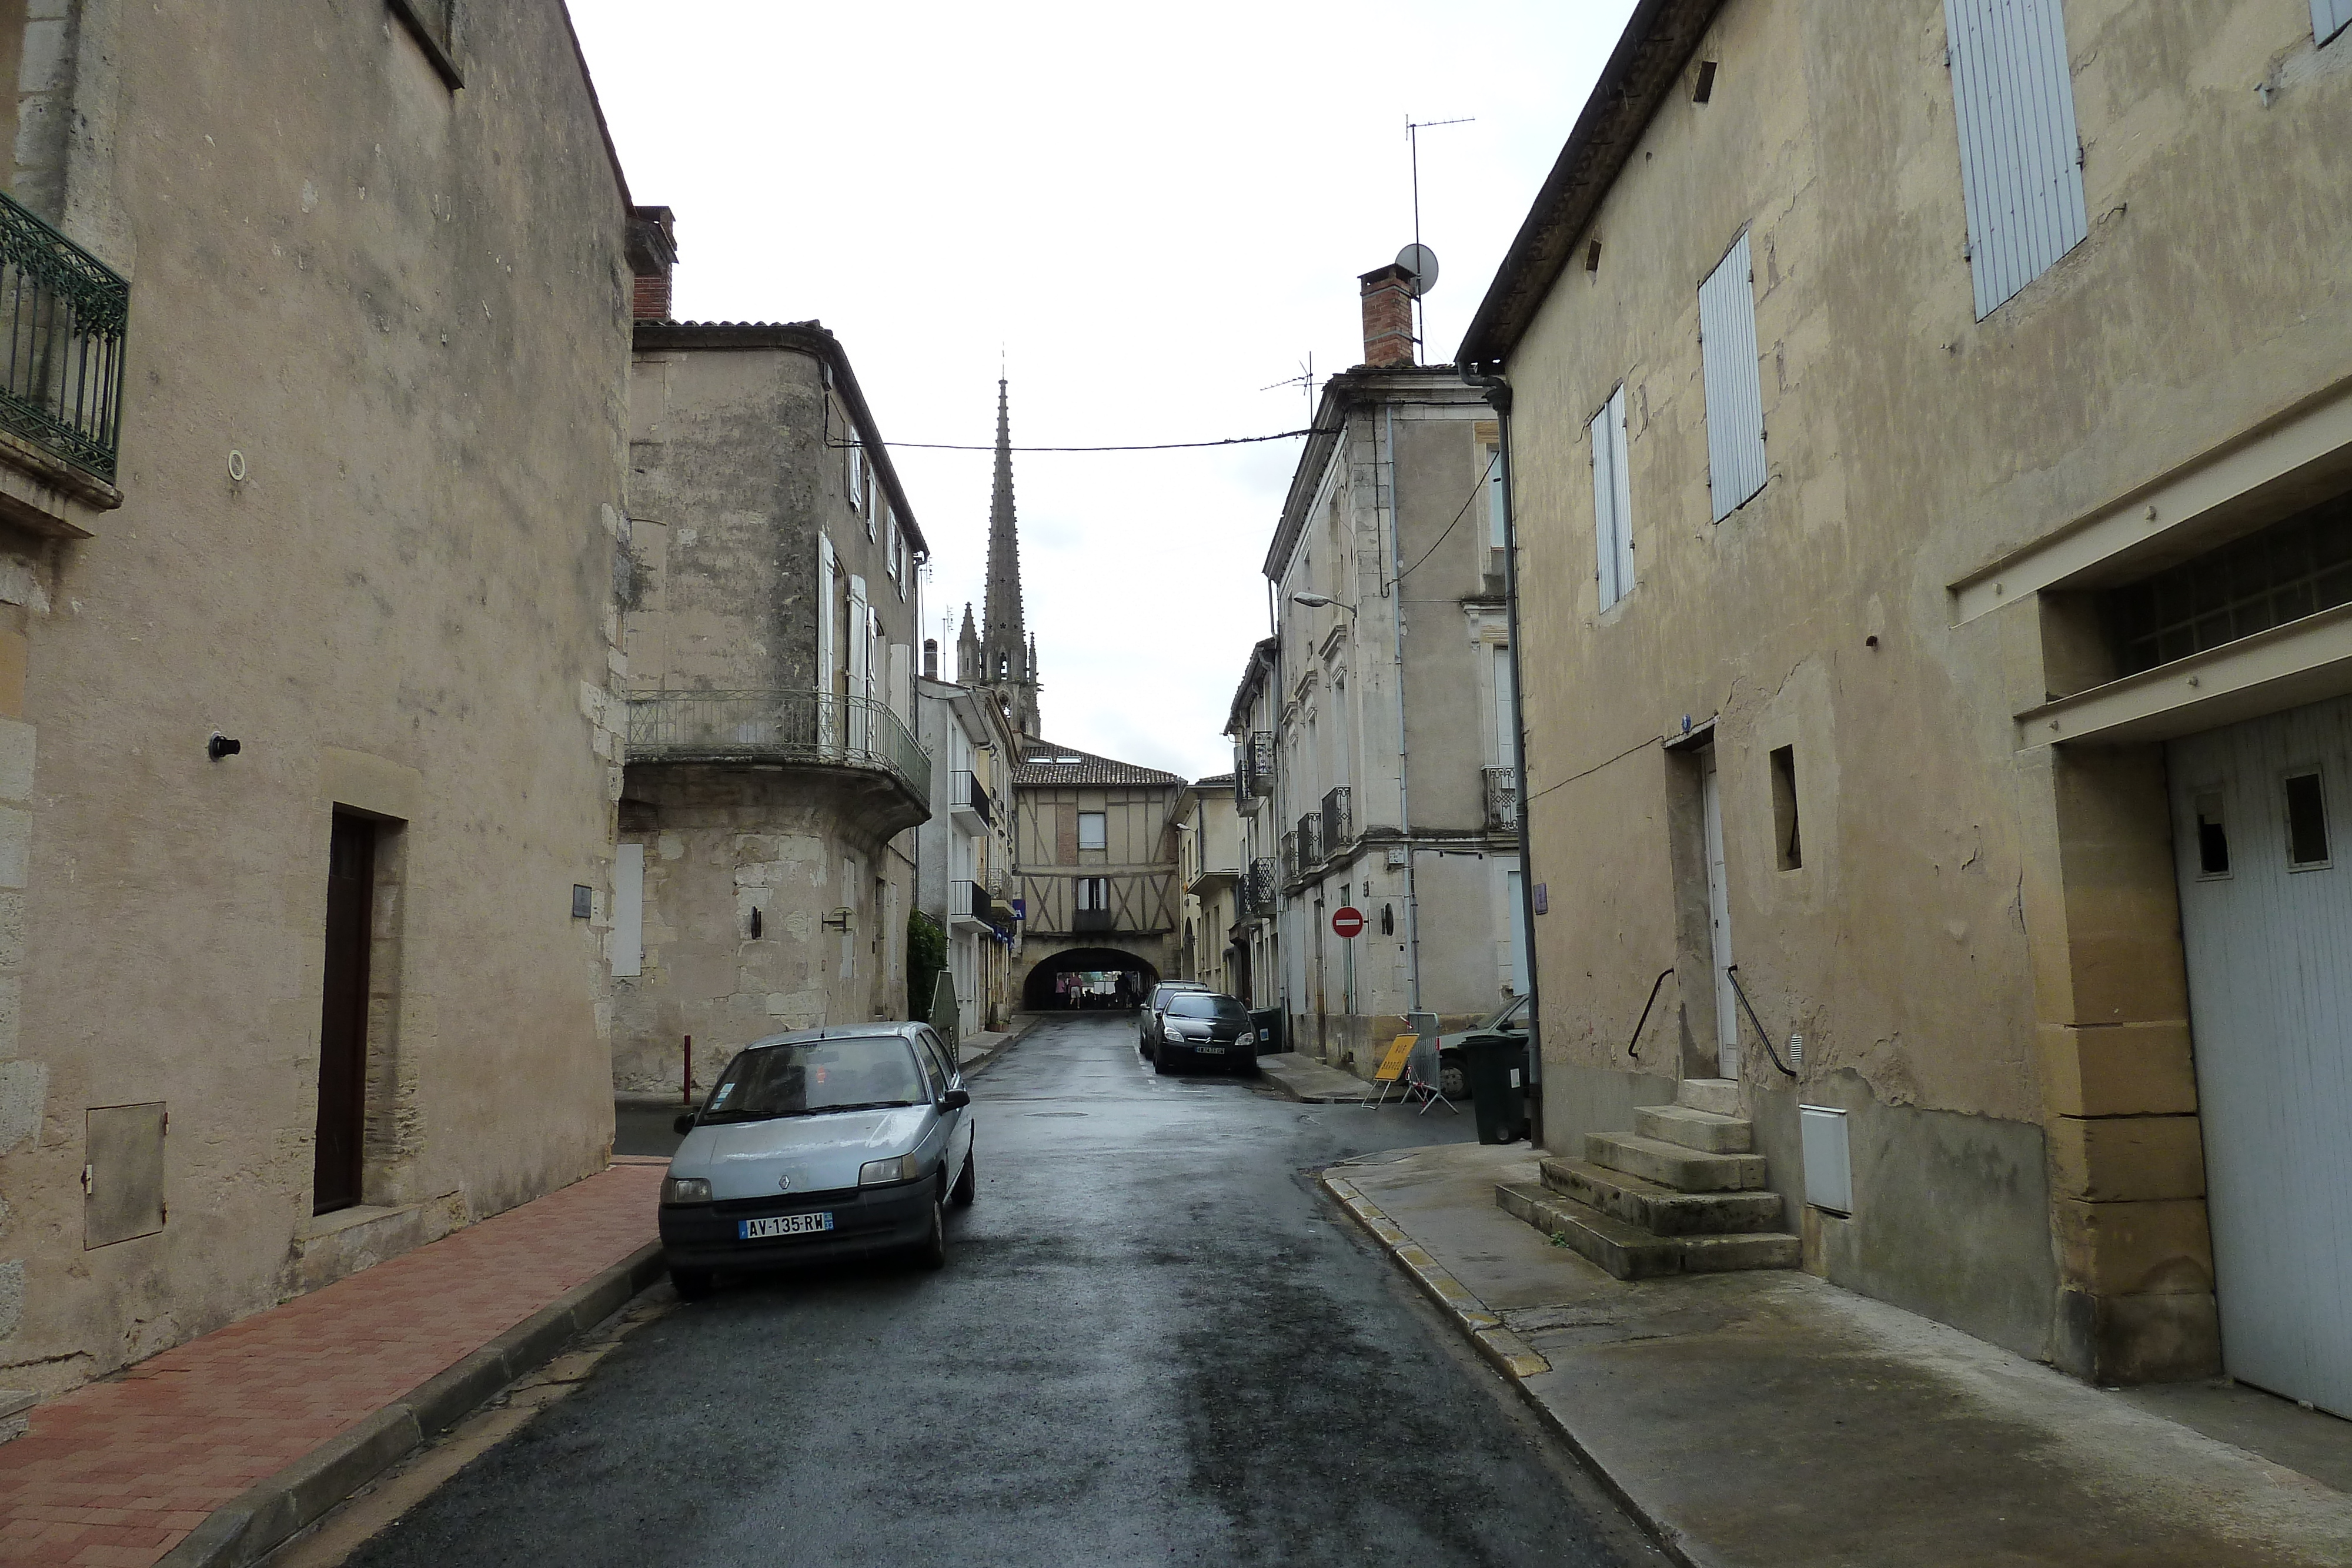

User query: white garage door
[2169,694,2352,1417]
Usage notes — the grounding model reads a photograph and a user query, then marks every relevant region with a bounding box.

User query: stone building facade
[1010,743,1182,1008]
[1224,638,1283,1018]
[915,643,1019,1040]
[1265,270,1531,1075]
[612,309,929,1098]
[1175,775,1242,997]
[1463,0,2352,1401]
[0,2,637,1394]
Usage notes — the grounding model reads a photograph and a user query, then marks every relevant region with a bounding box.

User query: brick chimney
[626,205,678,322]
[1359,263,1415,367]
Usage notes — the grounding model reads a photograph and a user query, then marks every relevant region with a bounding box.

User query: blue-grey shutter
[1699,235,1766,522]
[2316,0,2352,45]
[1945,0,2089,320]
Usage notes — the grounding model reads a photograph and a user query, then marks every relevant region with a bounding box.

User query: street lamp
[1291,592,1355,614]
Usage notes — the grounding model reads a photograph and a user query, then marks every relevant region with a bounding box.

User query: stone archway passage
[1023,947,1162,1011]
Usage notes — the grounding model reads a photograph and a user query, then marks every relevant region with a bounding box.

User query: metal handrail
[1723,964,1800,1078]
[1626,967,1674,1060]
[0,190,128,480]
[625,689,932,801]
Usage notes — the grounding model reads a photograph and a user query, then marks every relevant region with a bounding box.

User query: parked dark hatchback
[1137,980,1211,1055]
[1152,992,1259,1075]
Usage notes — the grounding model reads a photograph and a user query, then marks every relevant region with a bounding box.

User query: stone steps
[1490,1076,1797,1282]
[1585,1131,1770,1192]
[1676,1077,1741,1116]
[1539,1156,1785,1236]
[1497,1182,1799,1279]
[1635,1103,1752,1153]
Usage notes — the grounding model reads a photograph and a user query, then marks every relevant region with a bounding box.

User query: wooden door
[313,814,374,1215]
[2170,696,2352,1417]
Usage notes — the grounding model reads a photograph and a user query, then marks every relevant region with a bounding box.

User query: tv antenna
[1259,352,1317,423]
[1404,114,1473,356]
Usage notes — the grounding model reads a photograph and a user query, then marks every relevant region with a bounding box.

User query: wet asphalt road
[347,1014,1648,1568]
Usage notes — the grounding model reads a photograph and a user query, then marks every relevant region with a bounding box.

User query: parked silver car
[658,1022,975,1298]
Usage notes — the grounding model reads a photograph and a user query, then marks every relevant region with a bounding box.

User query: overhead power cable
[828,427,1337,453]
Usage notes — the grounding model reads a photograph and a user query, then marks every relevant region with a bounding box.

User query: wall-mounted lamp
[1291,592,1357,615]
[207,734,242,761]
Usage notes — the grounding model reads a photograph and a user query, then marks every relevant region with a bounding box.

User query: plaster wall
[1502,0,2352,1370]
[0,0,632,1391]
[612,768,913,1095]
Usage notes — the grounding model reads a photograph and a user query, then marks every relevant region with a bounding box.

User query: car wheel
[1154,1044,1180,1075]
[950,1146,977,1208]
[914,1184,948,1270]
[1440,1060,1466,1100]
[1234,1054,1259,1078]
[670,1265,715,1301]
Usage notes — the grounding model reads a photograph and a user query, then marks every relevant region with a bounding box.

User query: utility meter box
[1799,1104,1853,1216]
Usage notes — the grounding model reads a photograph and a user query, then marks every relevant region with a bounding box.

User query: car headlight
[661,1176,711,1206]
[859,1154,919,1186]
[1238,1030,1256,1045]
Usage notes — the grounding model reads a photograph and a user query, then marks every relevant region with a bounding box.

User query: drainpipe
[1381,400,1423,1016]
[1462,364,1542,1149]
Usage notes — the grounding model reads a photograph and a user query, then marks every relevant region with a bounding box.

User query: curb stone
[154,1241,669,1568]
[1319,1169,1702,1568]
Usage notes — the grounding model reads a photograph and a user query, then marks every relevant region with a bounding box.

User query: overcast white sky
[570,0,1637,780]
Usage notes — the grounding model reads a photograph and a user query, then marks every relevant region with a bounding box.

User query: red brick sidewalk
[0,1161,665,1567]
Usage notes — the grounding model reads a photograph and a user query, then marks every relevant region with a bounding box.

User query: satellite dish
[1396,243,1440,299]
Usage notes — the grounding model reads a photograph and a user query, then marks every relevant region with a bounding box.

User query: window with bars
[2103,494,2352,676]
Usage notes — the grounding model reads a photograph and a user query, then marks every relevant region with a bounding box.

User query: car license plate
[739,1212,833,1240]
[1192,1043,1226,1054]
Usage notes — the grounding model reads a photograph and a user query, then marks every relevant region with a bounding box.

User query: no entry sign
[1331,905,1366,939]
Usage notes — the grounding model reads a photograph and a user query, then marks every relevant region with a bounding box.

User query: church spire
[977,377,1040,736]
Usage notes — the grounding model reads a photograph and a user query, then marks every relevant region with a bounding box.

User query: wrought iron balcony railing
[1073,908,1115,934]
[0,190,128,482]
[1235,730,1275,811]
[625,689,932,801]
[1484,765,1519,833]
[1321,785,1352,854]
[1245,857,1278,916]
[952,879,1013,933]
[951,768,993,826]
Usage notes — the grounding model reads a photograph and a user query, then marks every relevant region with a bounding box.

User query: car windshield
[1166,994,1250,1021]
[699,1037,927,1123]
[1476,995,1530,1031]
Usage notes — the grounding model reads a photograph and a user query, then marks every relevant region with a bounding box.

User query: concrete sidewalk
[957,1011,1044,1075]
[0,1160,666,1568]
[1257,1051,1378,1103]
[1325,1141,2352,1568]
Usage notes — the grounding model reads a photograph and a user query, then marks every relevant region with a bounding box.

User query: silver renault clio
[657,1022,975,1298]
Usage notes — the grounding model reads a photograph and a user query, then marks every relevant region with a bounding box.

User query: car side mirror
[941,1088,971,1111]
[673,1113,696,1135]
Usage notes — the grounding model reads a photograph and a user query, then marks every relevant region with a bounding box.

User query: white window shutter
[818,534,838,696]
[1590,385,1633,607]
[1945,0,2089,319]
[1699,236,1768,521]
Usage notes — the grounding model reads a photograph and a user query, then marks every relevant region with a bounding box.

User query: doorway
[2169,695,2352,1417]
[313,813,375,1215]
[1700,745,1739,1079]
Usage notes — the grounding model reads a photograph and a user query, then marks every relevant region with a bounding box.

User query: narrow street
[337,1017,1654,1567]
